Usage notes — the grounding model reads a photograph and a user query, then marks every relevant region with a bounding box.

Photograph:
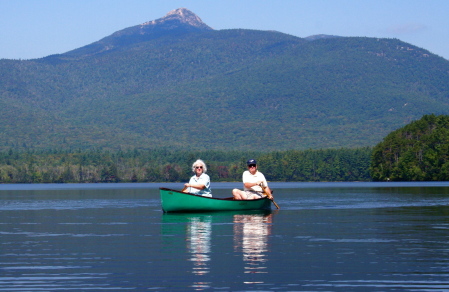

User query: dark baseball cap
[247,159,257,165]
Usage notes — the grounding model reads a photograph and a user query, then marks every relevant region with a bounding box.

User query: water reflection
[233,213,273,274]
[161,211,274,289]
[186,216,212,277]
[161,214,212,290]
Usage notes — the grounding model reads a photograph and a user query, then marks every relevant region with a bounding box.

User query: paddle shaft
[261,184,280,209]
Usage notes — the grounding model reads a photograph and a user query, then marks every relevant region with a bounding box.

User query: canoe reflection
[233,213,273,274]
[161,210,273,289]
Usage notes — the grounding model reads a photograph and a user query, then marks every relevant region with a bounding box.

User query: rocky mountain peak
[141,8,213,30]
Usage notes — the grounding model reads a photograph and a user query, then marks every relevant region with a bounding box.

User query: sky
[1,0,448,60]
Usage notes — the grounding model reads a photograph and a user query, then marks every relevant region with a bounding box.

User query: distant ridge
[305,34,341,41]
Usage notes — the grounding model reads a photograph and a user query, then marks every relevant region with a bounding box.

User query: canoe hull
[160,188,272,213]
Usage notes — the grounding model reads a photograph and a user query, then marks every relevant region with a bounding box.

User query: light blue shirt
[188,173,212,197]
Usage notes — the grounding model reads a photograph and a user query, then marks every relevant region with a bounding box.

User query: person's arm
[263,186,273,199]
[185,174,209,190]
[243,181,263,189]
[259,178,273,198]
[185,182,205,190]
[260,174,272,197]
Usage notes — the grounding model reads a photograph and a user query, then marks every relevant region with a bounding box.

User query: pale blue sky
[1,0,448,60]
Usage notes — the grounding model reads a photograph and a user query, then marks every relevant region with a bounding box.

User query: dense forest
[0,147,371,183]
[370,114,449,181]
[5,114,449,184]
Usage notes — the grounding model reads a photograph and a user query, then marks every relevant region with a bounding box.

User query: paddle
[261,184,280,209]
[181,186,188,192]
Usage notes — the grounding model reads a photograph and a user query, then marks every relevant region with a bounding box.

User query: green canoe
[160,188,272,213]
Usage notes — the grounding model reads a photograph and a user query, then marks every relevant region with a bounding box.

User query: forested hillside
[1,8,449,151]
[370,114,449,181]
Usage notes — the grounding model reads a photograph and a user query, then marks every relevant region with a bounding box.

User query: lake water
[1,182,449,291]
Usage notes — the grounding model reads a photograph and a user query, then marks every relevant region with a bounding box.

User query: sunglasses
[195,166,203,169]
[248,164,257,168]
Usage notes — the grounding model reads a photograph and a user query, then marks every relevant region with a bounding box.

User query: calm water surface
[1,182,449,291]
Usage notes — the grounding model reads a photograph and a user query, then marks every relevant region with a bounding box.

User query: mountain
[1,8,449,151]
[57,8,213,60]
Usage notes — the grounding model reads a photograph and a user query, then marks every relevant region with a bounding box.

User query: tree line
[0,147,372,183]
[2,114,448,184]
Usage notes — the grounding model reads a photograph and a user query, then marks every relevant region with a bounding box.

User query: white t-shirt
[242,170,267,192]
[188,173,212,197]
